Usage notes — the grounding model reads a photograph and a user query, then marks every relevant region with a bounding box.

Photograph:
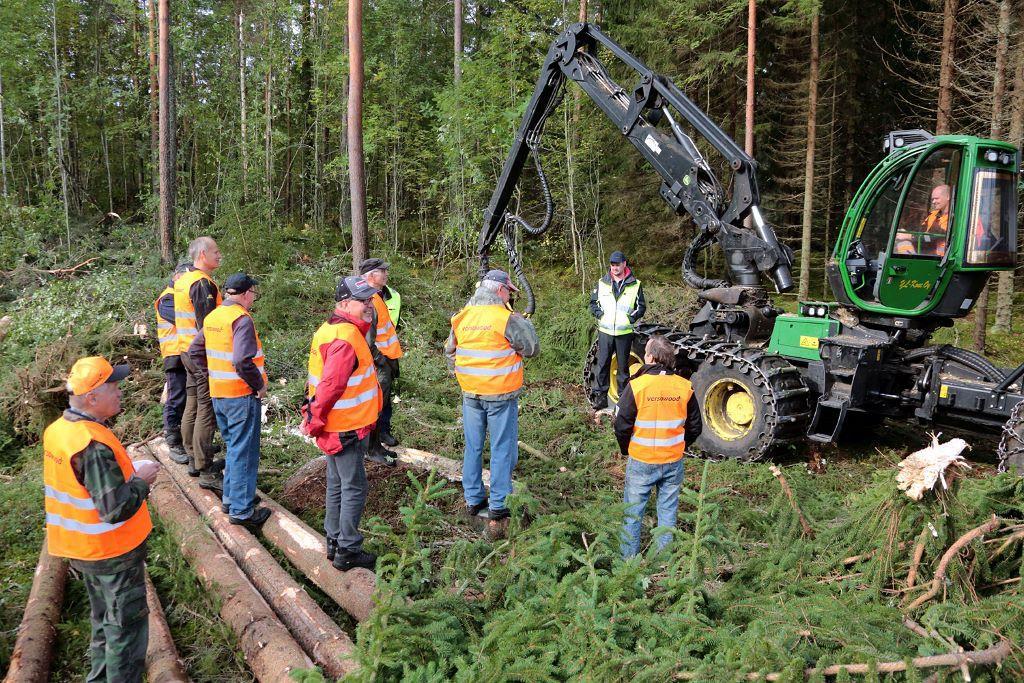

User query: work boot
[333,549,377,571]
[228,507,271,531]
[464,499,489,518]
[166,443,190,464]
[198,476,224,495]
[221,495,261,515]
[187,466,200,477]
[484,508,511,541]
[209,458,226,473]
[326,538,338,562]
[380,430,399,448]
[367,447,398,467]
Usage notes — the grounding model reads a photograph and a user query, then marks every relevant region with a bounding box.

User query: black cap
[358,258,390,275]
[335,275,378,302]
[609,251,626,264]
[224,272,259,295]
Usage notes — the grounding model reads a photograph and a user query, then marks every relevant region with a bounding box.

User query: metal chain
[997,399,1024,473]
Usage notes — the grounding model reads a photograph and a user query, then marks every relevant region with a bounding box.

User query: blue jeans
[621,457,685,558]
[212,394,262,519]
[462,396,518,512]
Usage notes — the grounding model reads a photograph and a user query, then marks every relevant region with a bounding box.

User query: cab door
[878,146,963,310]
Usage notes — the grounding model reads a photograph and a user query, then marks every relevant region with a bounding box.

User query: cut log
[146,442,358,677]
[144,572,190,683]
[395,446,491,484]
[127,444,314,681]
[149,437,376,623]
[4,541,68,683]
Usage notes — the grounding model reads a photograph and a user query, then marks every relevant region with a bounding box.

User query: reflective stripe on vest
[203,304,267,398]
[154,286,178,358]
[628,373,692,464]
[371,294,403,360]
[307,321,381,433]
[597,279,640,336]
[174,269,221,352]
[451,304,523,395]
[42,417,152,561]
[384,288,401,325]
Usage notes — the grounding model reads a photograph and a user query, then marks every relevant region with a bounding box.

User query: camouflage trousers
[82,558,149,683]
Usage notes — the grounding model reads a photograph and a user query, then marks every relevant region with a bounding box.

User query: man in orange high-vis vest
[614,335,702,558]
[301,275,383,572]
[445,270,539,540]
[43,357,160,682]
[190,273,270,531]
[360,258,402,462]
[155,261,191,465]
[176,236,223,480]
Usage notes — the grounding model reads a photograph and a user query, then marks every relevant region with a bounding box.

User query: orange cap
[66,357,131,396]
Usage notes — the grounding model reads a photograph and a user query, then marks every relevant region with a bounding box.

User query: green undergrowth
[1,225,1023,681]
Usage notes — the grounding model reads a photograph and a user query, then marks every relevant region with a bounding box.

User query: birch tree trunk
[935,0,957,135]
[158,0,175,263]
[265,66,273,212]
[994,38,1024,332]
[0,70,8,200]
[348,0,367,271]
[798,9,819,301]
[238,3,248,202]
[973,0,1010,352]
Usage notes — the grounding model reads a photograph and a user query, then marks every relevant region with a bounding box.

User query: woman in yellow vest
[359,258,403,461]
[445,270,539,540]
[43,357,160,682]
[613,335,702,558]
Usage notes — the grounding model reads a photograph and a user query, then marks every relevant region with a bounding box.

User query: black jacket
[588,269,646,323]
[614,363,702,455]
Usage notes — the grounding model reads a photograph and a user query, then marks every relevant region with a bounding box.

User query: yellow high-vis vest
[451,304,523,396]
[173,269,222,353]
[43,418,152,561]
[628,373,692,464]
[596,278,640,336]
[154,286,178,358]
[203,303,267,398]
[307,321,381,432]
[371,293,403,360]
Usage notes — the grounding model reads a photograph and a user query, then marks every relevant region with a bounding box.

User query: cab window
[890,147,962,259]
[857,163,911,260]
[965,169,1017,267]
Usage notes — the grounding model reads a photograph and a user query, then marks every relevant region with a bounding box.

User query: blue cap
[609,251,626,264]
[224,272,259,295]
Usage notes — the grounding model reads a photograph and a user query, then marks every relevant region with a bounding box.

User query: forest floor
[0,223,1022,681]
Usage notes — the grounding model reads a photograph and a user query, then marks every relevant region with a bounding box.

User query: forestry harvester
[478,23,1024,471]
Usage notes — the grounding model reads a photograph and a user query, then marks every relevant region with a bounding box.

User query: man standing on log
[176,236,223,490]
[43,357,160,682]
[155,261,191,465]
[589,250,646,413]
[445,270,539,540]
[191,273,271,531]
[360,257,402,465]
[614,335,701,558]
[302,275,383,571]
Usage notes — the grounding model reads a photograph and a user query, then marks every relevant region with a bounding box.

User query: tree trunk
[265,66,273,213]
[4,543,68,683]
[744,0,755,156]
[798,10,819,301]
[974,0,1010,351]
[0,70,8,200]
[935,0,957,135]
[52,0,71,254]
[994,35,1024,332]
[238,3,248,202]
[348,0,367,271]
[158,0,174,263]
[144,573,190,683]
[148,0,158,196]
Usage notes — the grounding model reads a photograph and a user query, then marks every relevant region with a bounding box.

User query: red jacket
[306,312,376,454]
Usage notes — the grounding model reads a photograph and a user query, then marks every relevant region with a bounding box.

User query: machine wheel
[690,353,810,461]
[583,333,646,408]
[997,401,1024,475]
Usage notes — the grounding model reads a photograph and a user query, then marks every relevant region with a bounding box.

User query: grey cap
[482,269,520,292]
[358,257,390,275]
[335,275,379,302]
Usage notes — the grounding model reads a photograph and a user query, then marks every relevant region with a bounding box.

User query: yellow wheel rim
[607,350,644,404]
[704,378,756,441]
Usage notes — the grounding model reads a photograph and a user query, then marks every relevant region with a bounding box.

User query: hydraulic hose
[681,231,729,291]
[904,345,1006,383]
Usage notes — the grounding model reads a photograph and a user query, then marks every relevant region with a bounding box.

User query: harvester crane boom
[478,22,794,314]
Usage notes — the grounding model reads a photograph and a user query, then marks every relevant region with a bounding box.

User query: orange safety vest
[925,211,948,256]
[307,321,381,432]
[451,304,523,396]
[174,269,222,354]
[43,417,152,561]
[203,303,267,398]
[371,294,403,360]
[154,286,178,358]
[628,373,692,465]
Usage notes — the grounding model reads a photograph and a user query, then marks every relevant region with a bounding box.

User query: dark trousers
[325,436,369,552]
[162,366,187,447]
[370,358,398,450]
[83,558,149,683]
[180,355,218,475]
[592,332,634,409]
